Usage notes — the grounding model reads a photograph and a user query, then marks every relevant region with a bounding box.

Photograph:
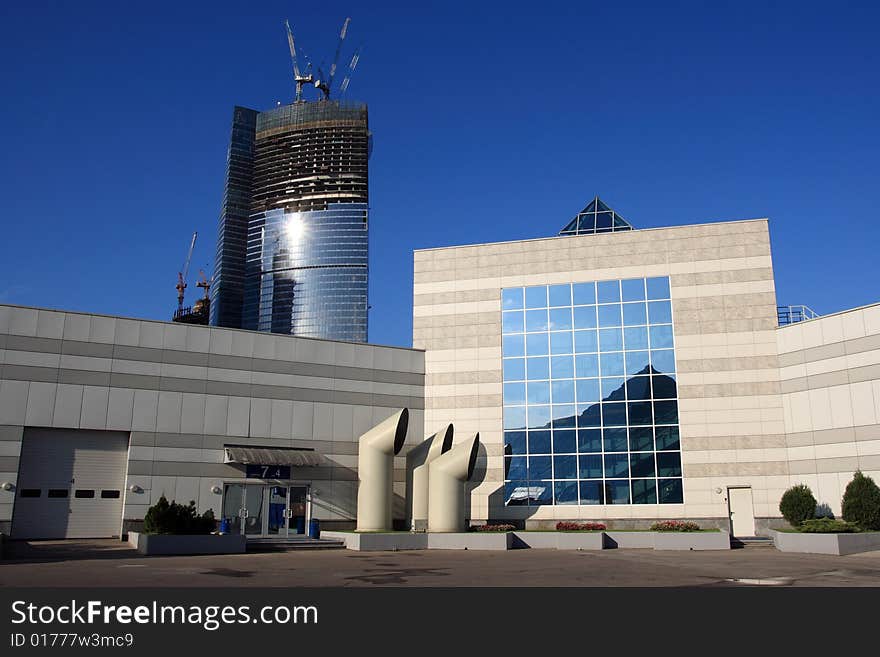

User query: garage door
[12,428,129,539]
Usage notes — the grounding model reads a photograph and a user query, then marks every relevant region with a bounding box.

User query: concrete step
[246,537,345,552]
[730,536,774,549]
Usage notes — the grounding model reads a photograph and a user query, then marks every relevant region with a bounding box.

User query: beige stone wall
[414,218,787,523]
[777,303,880,516]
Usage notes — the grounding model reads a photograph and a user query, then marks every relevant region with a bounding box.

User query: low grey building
[0,306,423,539]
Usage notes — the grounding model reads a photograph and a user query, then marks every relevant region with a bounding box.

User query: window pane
[605,480,631,504]
[554,429,577,453]
[575,354,599,378]
[603,427,628,452]
[658,478,684,503]
[579,454,603,479]
[550,355,574,379]
[574,329,598,353]
[657,451,682,477]
[503,406,526,429]
[597,280,621,303]
[653,400,679,424]
[577,405,601,427]
[502,288,524,310]
[504,431,527,455]
[552,404,576,428]
[525,309,549,332]
[573,305,597,329]
[646,276,671,300]
[577,429,602,453]
[525,286,548,308]
[652,374,677,399]
[550,331,573,354]
[528,456,552,480]
[598,304,622,328]
[503,358,525,381]
[503,382,526,404]
[602,401,627,426]
[580,480,605,504]
[601,377,626,399]
[101,490,121,499]
[528,430,551,453]
[504,481,529,506]
[48,489,68,498]
[526,333,549,356]
[551,380,575,404]
[599,351,625,377]
[502,333,525,357]
[549,308,573,331]
[630,452,656,478]
[604,453,629,478]
[506,456,528,479]
[624,326,649,350]
[527,405,551,430]
[650,349,676,373]
[575,378,600,402]
[530,482,553,506]
[572,282,596,305]
[625,350,650,375]
[626,376,651,400]
[554,480,579,504]
[649,324,674,349]
[623,302,647,326]
[629,426,654,452]
[548,284,572,307]
[648,300,672,324]
[631,478,657,504]
[502,311,524,334]
[526,356,549,380]
[599,328,623,351]
[628,401,653,425]
[621,278,646,302]
[527,381,551,404]
[655,426,681,450]
[554,455,577,479]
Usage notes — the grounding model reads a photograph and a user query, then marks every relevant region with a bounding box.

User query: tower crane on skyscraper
[176,232,197,313]
[285,20,314,102]
[305,17,353,100]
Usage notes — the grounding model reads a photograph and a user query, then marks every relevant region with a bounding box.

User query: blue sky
[0,1,877,347]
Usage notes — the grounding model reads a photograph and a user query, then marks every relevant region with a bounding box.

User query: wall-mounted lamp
[714,487,723,494]
[210,485,222,495]
[1,481,14,492]
[128,484,144,494]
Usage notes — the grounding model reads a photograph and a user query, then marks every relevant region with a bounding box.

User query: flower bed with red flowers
[555,521,607,531]
[649,520,701,532]
[471,523,516,532]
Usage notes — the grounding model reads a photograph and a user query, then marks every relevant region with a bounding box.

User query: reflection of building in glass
[212,100,370,342]
[501,277,682,506]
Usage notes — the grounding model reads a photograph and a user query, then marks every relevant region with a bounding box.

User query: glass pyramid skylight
[558,197,633,236]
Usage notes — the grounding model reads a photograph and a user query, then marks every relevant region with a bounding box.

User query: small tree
[842,471,880,531]
[779,484,816,527]
[143,496,216,534]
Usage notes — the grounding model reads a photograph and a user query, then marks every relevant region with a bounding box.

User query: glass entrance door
[223,484,309,536]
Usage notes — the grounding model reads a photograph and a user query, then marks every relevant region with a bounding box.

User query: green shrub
[143,496,216,535]
[798,518,859,533]
[779,484,817,527]
[841,471,880,531]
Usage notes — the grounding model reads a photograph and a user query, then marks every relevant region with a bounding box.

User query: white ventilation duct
[405,424,454,530]
[427,433,480,533]
[356,408,409,531]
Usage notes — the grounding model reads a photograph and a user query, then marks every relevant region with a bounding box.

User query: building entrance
[222,484,310,537]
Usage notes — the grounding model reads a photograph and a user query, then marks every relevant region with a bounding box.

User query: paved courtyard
[2,540,880,587]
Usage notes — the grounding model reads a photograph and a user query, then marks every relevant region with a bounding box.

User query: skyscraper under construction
[210,18,370,342]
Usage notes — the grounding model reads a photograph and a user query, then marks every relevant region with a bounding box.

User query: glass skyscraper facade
[242,203,368,340]
[212,100,370,342]
[501,276,683,506]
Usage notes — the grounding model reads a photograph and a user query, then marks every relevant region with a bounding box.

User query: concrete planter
[127,531,247,556]
[321,531,512,551]
[604,531,656,549]
[770,529,880,556]
[604,531,729,550]
[512,531,605,550]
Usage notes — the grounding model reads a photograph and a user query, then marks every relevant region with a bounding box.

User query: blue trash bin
[219,518,230,534]
[308,518,320,539]
[295,516,305,534]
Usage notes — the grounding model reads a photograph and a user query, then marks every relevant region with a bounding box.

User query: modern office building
[211,100,371,342]
[413,198,880,533]
[1,197,878,540]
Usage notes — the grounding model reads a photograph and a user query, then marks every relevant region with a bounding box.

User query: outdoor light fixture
[211,485,222,494]
[715,487,723,494]
[128,484,144,494]
[1,482,13,492]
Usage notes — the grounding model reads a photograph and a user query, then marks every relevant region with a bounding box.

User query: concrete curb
[128,531,247,556]
[769,529,880,556]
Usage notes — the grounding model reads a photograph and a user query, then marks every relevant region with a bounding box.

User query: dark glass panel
[531,482,554,506]
[504,481,530,506]
[579,454,603,479]
[74,490,95,499]
[577,428,602,453]
[653,400,679,424]
[528,456,553,480]
[604,453,629,478]
[657,451,682,477]
[605,480,631,504]
[554,455,578,479]
[553,429,577,454]
[504,431,527,455]
[527,431,552,454]
[631,479,658,504]
[630,452,656,478]
[48,489,68,498]
[626,376,652,400]
[629,426,655,452]
[579,480,605,505]
[505,456,528,480]
[554,481,579,504]
[628,401,653,425]
[652,374,677,399]
[655,426,681,451]
[602,402,627,426]
[20,489,40,498]
[602,427,628,452]
[658,479,684,504]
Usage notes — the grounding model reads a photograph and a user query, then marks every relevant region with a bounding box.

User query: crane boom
[328,17,351,93]
[285,19,301,77]
[182,231,197,282]
[176,231,197,312]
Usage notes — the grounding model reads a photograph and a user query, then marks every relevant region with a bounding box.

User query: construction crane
[285,20,314,102]
[339,46,361,96]
[176,232,197,313]
[196,269,214,300]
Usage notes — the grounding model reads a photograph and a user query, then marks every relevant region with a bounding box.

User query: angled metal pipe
[405,424,454,530]
[427,433,480,533]
[356,408,409,531]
